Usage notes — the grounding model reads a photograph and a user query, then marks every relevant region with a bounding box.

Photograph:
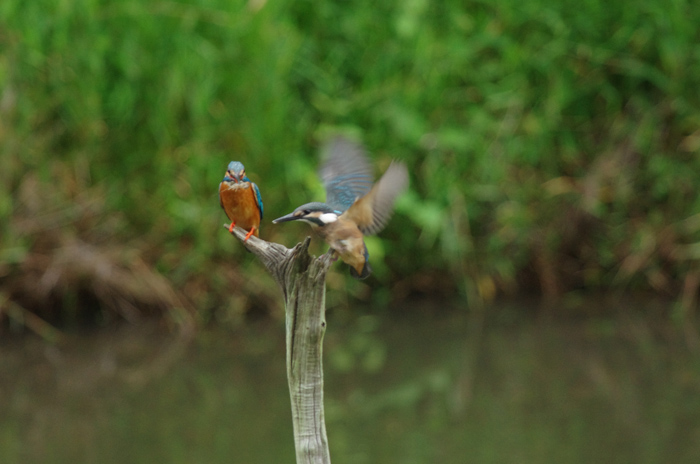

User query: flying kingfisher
[272,137,408,279]
[219,161,264,241]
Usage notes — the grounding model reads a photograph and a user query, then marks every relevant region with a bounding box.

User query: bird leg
[228,221,237,233]
[243,226,257,241]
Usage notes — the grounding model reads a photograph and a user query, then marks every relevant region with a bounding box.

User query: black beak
[272,212,301,224]
[224,170,240,183]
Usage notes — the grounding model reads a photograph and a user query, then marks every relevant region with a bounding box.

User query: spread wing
[252,182,264,220]
[342,161,409,236]
[319,136,374,213]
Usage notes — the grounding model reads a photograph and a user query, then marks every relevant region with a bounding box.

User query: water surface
[1,300,699,463]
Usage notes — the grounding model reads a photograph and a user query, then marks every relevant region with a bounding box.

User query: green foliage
[1,0,699,323]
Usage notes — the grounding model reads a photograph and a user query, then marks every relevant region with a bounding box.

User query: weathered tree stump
[226,225,332,464]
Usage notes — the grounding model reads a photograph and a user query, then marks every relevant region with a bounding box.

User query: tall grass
[1,0,699,327]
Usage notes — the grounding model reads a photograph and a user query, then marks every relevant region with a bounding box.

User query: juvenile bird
[219,161,263,241]
[272,137,408,279]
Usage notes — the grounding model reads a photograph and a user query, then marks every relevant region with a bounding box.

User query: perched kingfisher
[219,161,264,241]
[272,137,408,279]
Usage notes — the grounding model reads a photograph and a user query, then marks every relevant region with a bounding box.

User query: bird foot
[243,227,256,242]
[228,222,237,233]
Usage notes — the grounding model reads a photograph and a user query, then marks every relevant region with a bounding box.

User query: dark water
[1,301,699,464]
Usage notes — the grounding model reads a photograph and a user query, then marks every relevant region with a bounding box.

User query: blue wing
[252,182,264,220]
[319,137,374,213]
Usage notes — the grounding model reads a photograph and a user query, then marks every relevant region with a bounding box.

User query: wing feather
[319,137,374,213]
[343,161,409,236]
[252,182,264,220]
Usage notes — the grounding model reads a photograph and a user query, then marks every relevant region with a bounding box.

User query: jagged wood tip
[224,224,324,288]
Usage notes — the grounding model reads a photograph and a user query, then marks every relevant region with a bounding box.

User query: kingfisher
[272,137,408,279]
[219,161,264,241]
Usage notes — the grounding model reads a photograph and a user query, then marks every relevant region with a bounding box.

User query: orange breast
[219,182,261,236]
[337,238,368,276]
[320,220,367,276]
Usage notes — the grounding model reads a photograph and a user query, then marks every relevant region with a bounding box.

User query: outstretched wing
[319,136,374,213]
[343,161,409,236]
[252,182,264,220]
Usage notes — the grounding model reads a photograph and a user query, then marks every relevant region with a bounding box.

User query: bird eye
[303,210,310,215]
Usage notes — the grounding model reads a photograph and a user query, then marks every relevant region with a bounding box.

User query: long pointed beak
[223,171,239,183]
[272,212,300,224]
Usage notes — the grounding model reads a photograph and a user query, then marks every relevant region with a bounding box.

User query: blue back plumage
[319,137,373,213]
[251,181,264,219]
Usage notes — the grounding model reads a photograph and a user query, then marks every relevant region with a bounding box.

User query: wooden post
[226,226,332,464]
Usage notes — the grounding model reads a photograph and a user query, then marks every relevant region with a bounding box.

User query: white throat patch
[319,213,339,224]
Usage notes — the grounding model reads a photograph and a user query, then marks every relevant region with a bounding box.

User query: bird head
[223,161,247,183]
[272,202,341,227]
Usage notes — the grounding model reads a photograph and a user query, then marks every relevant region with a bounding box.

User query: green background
[2,0,699,326]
